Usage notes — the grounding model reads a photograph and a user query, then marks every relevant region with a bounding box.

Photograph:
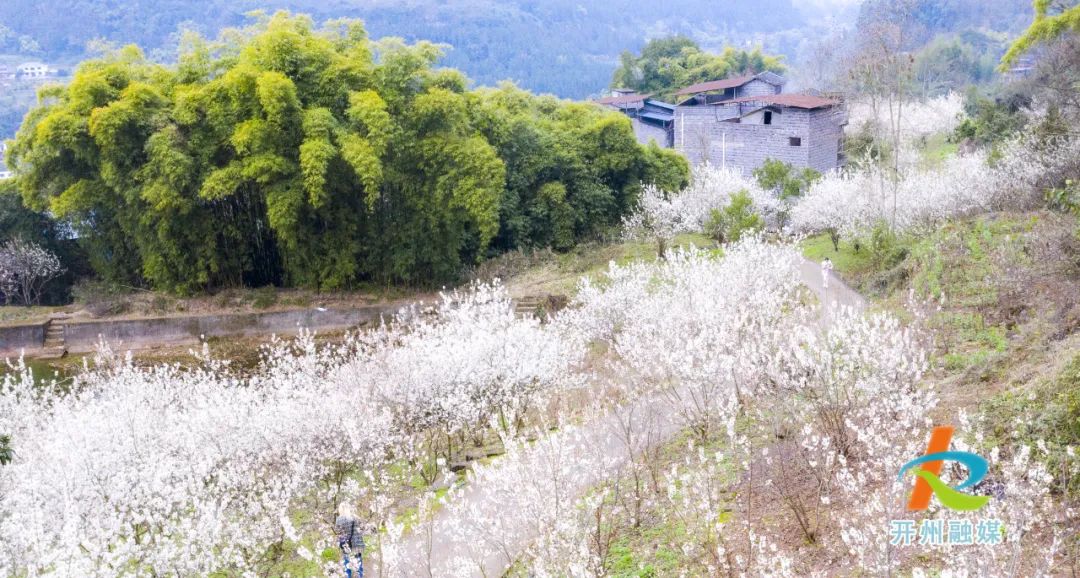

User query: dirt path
[390,259,867,576]
[799,257,868,314]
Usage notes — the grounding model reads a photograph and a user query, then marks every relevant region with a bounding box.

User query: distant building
[596,73,848,174]
[595,90,676,147]
[17,62,55,79]
[0,65,14,81]
[1002,55,1037,83]
[674,73,847,174]
[675,94,848,174]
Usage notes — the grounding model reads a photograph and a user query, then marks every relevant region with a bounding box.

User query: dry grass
[484,233,717,299]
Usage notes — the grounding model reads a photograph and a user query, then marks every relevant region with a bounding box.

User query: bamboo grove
[6,13,688,293]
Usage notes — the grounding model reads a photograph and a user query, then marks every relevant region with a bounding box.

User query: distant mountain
[857,0,1034,47]
[0,0,816,98]
[0,0,1038,141]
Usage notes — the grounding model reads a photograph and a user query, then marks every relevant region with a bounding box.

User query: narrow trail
[393,259,866,577]
[799,257,868,314]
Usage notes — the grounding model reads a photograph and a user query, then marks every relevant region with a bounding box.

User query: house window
[763,111,773,125]
[789,136,802,146]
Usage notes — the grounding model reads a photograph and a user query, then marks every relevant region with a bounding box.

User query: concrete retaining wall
[0,322,45,354]
[0,305,397,356]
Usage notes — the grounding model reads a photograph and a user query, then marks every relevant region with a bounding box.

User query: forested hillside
[857,0,1036,44]
[610,36,787,99]
[0,0,1039,141]
[0,0,806,98]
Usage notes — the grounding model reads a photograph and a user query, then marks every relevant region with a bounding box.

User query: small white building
[17,62,55,78]
[0,171,13,180]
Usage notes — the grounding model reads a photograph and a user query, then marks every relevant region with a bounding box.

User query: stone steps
[513,297,543,317]
[41,317,68,358]
[449,444,506,474]
[512,294,569,319]
[38,346,67,360]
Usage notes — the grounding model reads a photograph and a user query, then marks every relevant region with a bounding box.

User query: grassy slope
[488,232,717,298]
[801,233,874,280]
[804,212,1078,379]
[920,132,960,168]
[804,210,1080,481]
[3,234,715,327]
[579,210,1080,575]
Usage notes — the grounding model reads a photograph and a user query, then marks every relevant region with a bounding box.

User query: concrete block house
[597,73,848,175]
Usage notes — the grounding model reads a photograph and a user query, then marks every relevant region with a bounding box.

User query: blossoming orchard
[4,7,1080,577]
[2,231,1077,576]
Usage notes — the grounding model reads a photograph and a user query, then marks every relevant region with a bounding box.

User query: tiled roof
[674,75,755,96]
[594,93,652,106]
[723,93,840,110]
[639,111,674,123]
[646,100,676,111]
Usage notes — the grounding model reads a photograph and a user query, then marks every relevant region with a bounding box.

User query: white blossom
[0,239,64,306]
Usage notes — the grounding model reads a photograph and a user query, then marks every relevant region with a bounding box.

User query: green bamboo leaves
[1001,0,1080,67]
[7,11,688,293]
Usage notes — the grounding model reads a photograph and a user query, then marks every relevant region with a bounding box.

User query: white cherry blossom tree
[0,239,64,306]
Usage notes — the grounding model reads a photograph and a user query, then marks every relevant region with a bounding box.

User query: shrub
[1045,179,1080,214]
[251,286,278,310]
[844,121,890,170]
[704,191,763,244]
[867,220,908,270]
[623,166,773,257]
[953,88,1029,147]
[753,158,821,201]
[1054,355,1080,449]
[0,434,11,466]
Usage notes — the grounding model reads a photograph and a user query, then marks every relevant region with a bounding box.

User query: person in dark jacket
[335,503,365,578]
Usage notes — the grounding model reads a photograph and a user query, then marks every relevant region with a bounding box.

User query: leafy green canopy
[610,36,785,100]
[7,13,687,293]
[1002,0,1080,66]
[913,33,1001,96]
[952,87,1031,147]
[753,159,820,201]
[704,190,763,245]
